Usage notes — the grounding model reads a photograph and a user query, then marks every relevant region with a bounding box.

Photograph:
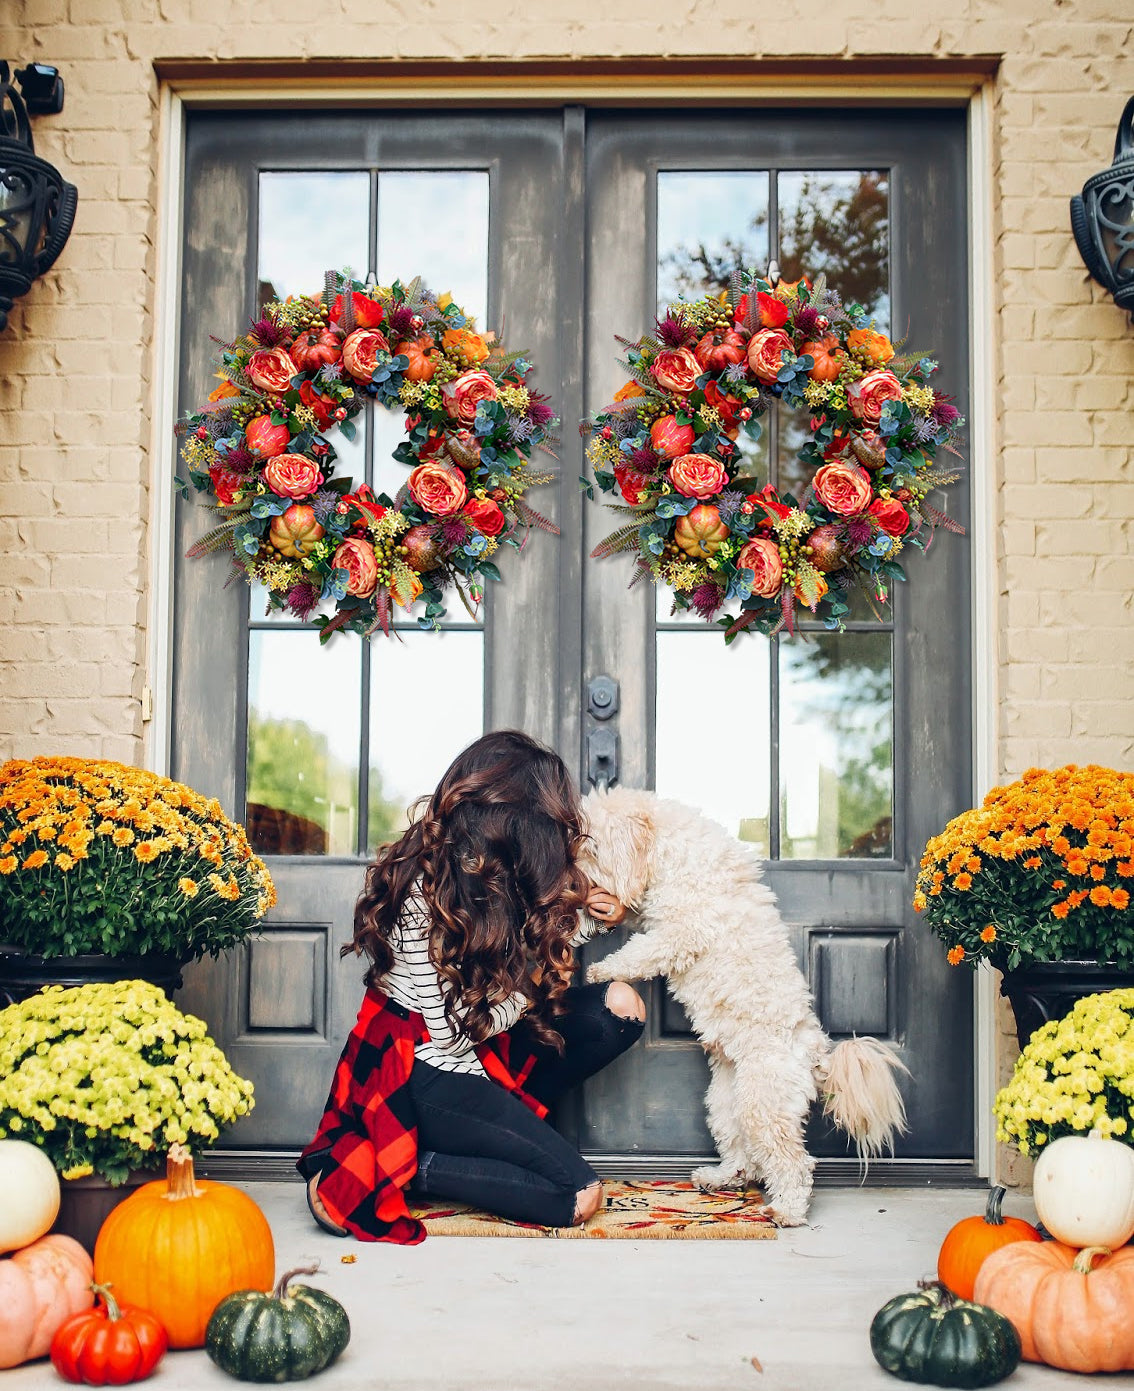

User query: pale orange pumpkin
[974,1241,1134,1373]
[674,504,729,560]
[397,335,437,382]
[93,1146,274,1350]
[0,1233,93,1368]
[801,334,842,382]
[269,503,324,559]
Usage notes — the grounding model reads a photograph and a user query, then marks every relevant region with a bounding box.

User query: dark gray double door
[173,105,973,1173]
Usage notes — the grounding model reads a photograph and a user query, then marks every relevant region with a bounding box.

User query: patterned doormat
[411,1179,777,1239]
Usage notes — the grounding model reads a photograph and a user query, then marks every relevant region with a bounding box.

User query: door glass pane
[778,632,893,859]
[368,630,484,852]
[246,630,362,857]
[371,171,490,503]
[655,632,771,852]
[775,170,890,501]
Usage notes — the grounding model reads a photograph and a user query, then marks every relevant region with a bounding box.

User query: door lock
[586,675,620,790]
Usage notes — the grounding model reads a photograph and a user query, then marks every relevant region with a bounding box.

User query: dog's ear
[599,801,655,910]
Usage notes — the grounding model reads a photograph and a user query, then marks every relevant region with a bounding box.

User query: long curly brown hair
[348,730,589,1051]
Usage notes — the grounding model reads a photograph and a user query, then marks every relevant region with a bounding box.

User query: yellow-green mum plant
[0,981,255,1183]
[994,988,1134,1157]
[0,757,275,960]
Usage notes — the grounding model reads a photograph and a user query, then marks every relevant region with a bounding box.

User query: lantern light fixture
[0,60,77,332]
[1070,95,1134,318]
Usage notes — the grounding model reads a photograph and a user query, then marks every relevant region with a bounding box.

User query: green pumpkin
[870,1283,1021,1389]
[205,1266,350,1382]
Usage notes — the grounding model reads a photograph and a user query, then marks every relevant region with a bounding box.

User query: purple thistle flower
[509,416,536,443]
[441,518,468,549]
[285,580,321,621]
[386,305,416,337]
[247,315,289,348]
[627,447,660,473]
[842,516,874,549]
[690,582,724,619]
[930,397,960,429]
[654,311,692,347]
[223,445,258,475]
[526,397,555,429]
[795,305,822,337]
[311,488,341,524]
[716,489,746,522]
[912,416,940,445]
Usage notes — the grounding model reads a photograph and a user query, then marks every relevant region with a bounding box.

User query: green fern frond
[591,522,646,560]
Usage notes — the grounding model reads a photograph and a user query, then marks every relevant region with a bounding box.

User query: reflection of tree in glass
[781,635,893,858]
[778,172,889,323]
[661,224,762,304]
[246,713,401,855]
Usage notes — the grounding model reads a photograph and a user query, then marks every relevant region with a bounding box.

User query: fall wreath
[179,272,558,639]
[582,268,964,639]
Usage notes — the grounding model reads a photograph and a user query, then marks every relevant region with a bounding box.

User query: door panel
[577,110,972,1162]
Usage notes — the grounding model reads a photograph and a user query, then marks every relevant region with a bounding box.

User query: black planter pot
[0,946,184,1008]
[51,1168,159,1255]
[1000,959,1134,1050]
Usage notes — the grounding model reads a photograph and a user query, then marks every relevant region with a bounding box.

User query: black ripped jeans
[409,982,644,1227]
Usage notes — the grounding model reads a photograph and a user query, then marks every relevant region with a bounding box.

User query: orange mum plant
[914,765,1134,971]
[0,758,275,961]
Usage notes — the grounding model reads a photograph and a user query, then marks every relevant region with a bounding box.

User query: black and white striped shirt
[381,887,605,1077]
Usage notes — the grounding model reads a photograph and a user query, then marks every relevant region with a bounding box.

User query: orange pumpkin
[93,1146,274,1350]
[674,504,729,560]
[974,1241,1134,1373]
[801,334,841,382]
[397,335,437,382]
[0,1233,93,1368]
[269,504,324,559]
[937,1186,1043,1300]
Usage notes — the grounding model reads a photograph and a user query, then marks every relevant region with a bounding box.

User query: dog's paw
[585,962,611,985]
[759,1206,808,1228]
[691,1164,746,1193]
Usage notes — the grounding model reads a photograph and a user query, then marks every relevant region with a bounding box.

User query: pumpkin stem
[983,1185,1007,1226]
[916,1280,955,1309]
[275,1264,322,1300]
[91,1282,123,1322]
[164,1142,202,1200]
[1072,1245,1112,1275]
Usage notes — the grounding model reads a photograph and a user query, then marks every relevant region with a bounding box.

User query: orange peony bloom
[208,379,241,402]
[613,380,646,402]
[442,327,490,364]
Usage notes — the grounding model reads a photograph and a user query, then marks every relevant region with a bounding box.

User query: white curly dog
[580,785,909,1226]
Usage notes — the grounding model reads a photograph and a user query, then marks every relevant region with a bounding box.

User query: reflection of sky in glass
[369,631,484,848]
[779,634,893,859]
[657,173,769,310]
[655,633,770,849]
[377,172,489,327]
[257,173,370,302]
[778,171,890,329]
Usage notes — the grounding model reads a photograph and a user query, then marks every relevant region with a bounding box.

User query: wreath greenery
[179,272,558,640]
[582,267,965,640]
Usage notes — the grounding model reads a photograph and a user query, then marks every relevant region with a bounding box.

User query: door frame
[144,72,1000,1179]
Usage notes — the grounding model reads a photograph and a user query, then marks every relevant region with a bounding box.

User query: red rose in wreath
[330,290,385,328]
[464,497,506,536]
[614,466,650,505]
[869,497,911,535]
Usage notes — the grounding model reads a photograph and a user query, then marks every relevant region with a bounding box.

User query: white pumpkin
[0,1141,61,1255]
[1034,1130,1134,1249]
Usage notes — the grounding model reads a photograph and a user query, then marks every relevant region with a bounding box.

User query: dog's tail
[820,1037,909,1160]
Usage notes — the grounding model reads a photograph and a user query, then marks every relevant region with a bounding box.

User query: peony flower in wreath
[179,272,560,641]
[582,265,966,640]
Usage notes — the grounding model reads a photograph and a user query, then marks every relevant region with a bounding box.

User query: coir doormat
[411,1179,777,1239]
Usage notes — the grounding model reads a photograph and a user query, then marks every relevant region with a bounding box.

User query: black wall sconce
[0,62,78,332]
[1071,95,1134,317]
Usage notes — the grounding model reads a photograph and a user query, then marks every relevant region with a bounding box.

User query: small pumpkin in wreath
[205,1265,350,1382]
[869,1282,1021,1388]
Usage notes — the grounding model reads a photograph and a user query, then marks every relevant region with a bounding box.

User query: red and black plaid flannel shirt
[297,988,545,1243]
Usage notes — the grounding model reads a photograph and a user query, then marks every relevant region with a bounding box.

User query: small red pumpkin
[801,334,842,382]
[937,1186,1043,1301]
[693,327,746,372]
[51,1284,167,1385]
[289,325,342,373]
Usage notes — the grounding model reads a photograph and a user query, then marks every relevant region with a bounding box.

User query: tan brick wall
[0,0,1131,1180]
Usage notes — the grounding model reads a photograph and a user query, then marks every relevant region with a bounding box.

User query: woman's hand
[585,886,628,927]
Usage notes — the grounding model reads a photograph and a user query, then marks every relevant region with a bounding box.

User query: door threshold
[197,1149,981,1187]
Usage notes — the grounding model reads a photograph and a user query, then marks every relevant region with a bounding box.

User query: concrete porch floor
[9,1183,1128,1390]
